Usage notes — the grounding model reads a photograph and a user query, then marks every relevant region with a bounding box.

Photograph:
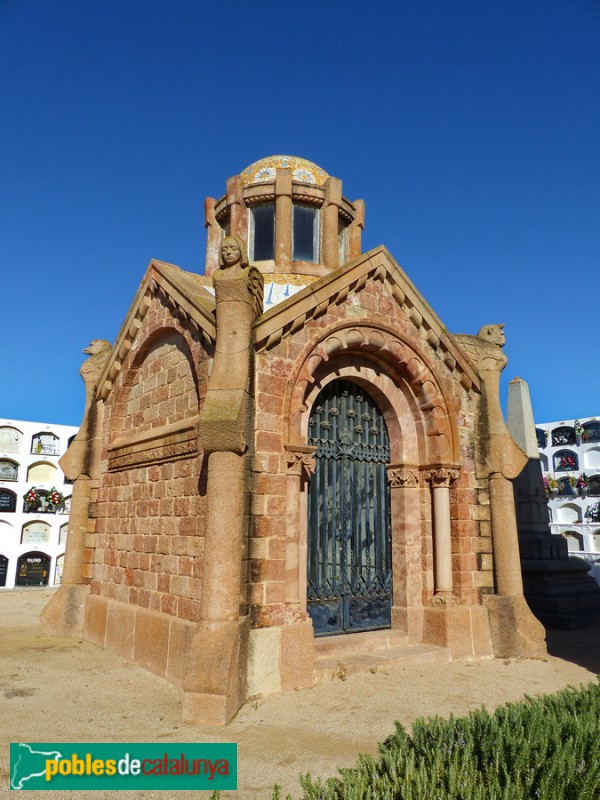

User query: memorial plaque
[0,490,16,512]
[22,522,51,545]
[16,553,50,586]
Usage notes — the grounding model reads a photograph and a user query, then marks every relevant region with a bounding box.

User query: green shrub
[279,681,600,800]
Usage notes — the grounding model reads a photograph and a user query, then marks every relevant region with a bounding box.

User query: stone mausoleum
[43,156,545,724]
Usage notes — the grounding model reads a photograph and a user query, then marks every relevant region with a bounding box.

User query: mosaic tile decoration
[241,155,329,187]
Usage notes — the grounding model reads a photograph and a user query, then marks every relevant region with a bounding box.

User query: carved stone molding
[108,417,199,472]
[387,465,420,488]
[285,445,317,480]
[425,467,460,488]
[430,591,458,607]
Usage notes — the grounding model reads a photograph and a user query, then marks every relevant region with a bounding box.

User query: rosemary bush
[272,681,600,800]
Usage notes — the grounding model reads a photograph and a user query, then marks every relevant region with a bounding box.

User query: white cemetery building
[0,419,79,588]
[536,416,600,583]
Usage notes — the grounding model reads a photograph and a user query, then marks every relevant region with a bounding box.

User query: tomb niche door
[307,380,392,636]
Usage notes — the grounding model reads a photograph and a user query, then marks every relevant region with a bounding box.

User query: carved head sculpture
[83,339,112,356]
[477,324,506,347]
[218,235,249,269]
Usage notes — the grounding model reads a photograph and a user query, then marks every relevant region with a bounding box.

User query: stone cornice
[253,246,480,393]
[96,261,216,401]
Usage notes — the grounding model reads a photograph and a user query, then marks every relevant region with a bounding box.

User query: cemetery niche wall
[42,156,545,724]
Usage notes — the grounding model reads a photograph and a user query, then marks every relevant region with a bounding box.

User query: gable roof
[96,260,215,401]
[253,245,481,391]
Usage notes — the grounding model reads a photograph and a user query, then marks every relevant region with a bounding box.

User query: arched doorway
[307,380,392,635]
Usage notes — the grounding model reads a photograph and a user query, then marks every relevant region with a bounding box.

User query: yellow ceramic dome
[240,155,329,187]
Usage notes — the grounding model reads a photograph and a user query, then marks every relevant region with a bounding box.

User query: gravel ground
[1,588,598,799]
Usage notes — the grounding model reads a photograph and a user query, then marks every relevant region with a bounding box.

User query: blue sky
[2,0,599,427]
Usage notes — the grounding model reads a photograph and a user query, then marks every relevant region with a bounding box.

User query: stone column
[183,236,263,725]
[322,176,342,270]
[347,198,365,260]
[387,465,422,639]
[455,325,546,658]
[275,168,292,270]
[41,340,112,637]
[428,467,459,596]
[227,175,248,243]
[204,197,222,279]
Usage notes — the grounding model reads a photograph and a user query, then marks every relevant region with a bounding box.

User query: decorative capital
[285,445,317,479]
[426,467,460,488]
[387,465,420,488]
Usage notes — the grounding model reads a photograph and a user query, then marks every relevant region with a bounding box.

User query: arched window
[0,554,7,587]
[15,551,50,586]
[535,428,548,449]
[593,531,600,551]
[31,432,60,455]
[552,426,575,447]
[0,459,18,481]
[0,426,22,453]
[582,421,600,444]
[338,217,349,265]
[554,449,578,472]
[293,203,320,262]
[249,203,275,261]
[0,489,17,512]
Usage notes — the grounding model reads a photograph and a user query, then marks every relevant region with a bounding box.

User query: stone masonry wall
[91,293,211,623]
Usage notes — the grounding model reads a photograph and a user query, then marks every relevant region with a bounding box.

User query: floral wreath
[47,487,64,507]
[24,487,39,506]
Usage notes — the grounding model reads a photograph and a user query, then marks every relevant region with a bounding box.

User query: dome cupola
[204,156,365,279]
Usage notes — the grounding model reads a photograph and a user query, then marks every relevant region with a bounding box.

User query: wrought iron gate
[307,380,392,635]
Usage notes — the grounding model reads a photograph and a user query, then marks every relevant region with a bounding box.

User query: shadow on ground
[545,622,600,674]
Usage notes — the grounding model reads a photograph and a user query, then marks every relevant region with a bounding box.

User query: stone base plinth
[484,594,546,658]
[391,605,424,642]
[423,604,493,659]
[40,584,91,638]
[83,594,196,686]
[182,617,250,725]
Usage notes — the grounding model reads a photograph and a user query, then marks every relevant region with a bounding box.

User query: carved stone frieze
[108,417,199,472]
[387,465,420,488]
